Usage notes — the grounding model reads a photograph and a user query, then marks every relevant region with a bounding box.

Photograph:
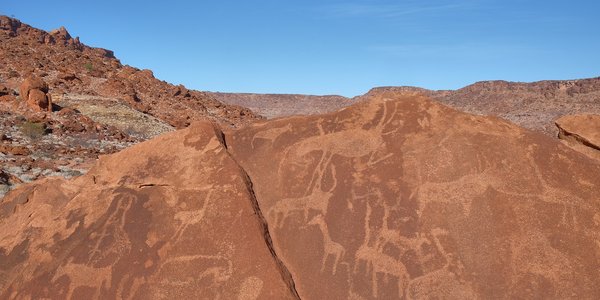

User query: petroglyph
[354,202,410,298]
[308,214,346,275]
[286,100,398,169]
[52,260,113,299]
[159,254,233,285]
[172,189,215,242]
[268,164,337,228]
[238,276,264,300]
[251,123,292,148]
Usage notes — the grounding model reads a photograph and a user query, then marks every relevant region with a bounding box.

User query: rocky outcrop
[226,92,600,299]
[0,15,261,128]
[2,94,600,298]
[19,76,52,111]
[556,114,600,160]
[0,16,263,191]
[0,121,297,299]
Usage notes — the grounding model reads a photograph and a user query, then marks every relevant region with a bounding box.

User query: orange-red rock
[226,93,600,299]
[0,122,297,299]
[556,114,600,160]
[3,93,600,299]
[26,88,51,111]
[0,144,30,155]
[19,76,48,101]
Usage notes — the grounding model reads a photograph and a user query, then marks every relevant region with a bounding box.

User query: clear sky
[3,1,600,96]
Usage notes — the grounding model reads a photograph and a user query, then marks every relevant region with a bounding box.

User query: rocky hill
[214,78,600,137]
[210,92,353,119]
[2,92,599,299]
[365,78,600,136]
[0,16,261,196]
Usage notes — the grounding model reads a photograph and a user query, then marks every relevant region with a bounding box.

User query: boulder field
[1,94,599,299]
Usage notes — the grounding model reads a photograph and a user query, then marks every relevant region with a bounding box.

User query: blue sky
[3,1,600,96]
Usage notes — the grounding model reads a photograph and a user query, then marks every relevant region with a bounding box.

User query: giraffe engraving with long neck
[354,202,410,298]
[267,164,338,228]
[308,214,346,275]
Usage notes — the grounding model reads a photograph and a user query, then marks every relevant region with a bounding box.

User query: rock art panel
[227,93,600,299]
[0,122,296,299]
[2,93,600,299]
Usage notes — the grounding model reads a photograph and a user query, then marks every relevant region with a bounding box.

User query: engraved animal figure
[52,260,113,300]
[280,101,399,196]
[158,254,233,287]
[308,214,346,275]
[354,202,410,298]
[268,164,338,228]
[251,123,293,148]
[172,189,215,242]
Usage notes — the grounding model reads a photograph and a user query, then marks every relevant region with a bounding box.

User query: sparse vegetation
[19,121,47,140]
[84,62,93,72]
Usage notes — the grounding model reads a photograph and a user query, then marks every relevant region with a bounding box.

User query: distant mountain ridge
[215,77,600,136]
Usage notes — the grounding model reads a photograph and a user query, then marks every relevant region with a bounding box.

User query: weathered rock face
[19,76,52,111]
[2,94,600,299]
[0,122,297,299]
[556,114,600,160]
[226,93,600,299]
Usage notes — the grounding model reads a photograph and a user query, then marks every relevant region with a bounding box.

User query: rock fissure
[558,128,600,152]
[137,183,172,188]
[221,131,301,300]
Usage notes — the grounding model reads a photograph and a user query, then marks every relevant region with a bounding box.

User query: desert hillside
[0,16,260,196]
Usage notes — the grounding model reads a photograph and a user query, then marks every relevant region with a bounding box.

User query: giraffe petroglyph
[308,214,346,275]
[172,189,215,242]
[251,123,293,149]
[354,202,410,298]
[267,164,338,228]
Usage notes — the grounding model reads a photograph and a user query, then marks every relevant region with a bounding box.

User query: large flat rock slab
[0,122,296,299]
[227,93,600,299]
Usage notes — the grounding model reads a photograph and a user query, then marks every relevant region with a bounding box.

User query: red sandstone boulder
[19,76,52,111]
[26,89,50,111]
[226,93,600,299]
[19,76,48,100]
